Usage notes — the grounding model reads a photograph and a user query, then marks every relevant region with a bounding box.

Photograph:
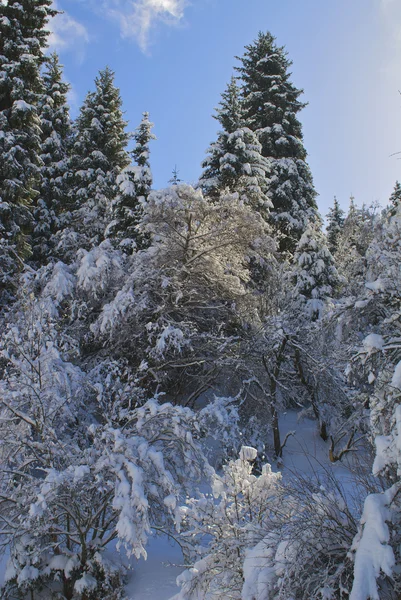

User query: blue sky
[48,0,401,217]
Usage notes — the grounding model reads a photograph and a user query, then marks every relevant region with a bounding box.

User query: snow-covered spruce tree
[336,196,379,296]
[346,202,401,600]
[33,52,71,264]
[64,67,131,253]
[0,0,56,299]
[236,31,319,253]
[0,278,210,599]
[106,112,155,253]
[388,180,401,217]
[326,196,345,255]
[132,111,155,204]
[199,77,271,219]
[93,184,276,402]
[292,221,342,320]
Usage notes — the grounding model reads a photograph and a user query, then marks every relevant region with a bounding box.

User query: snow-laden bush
[76,239,124,303]
[172,447,282,600]
[251,471,359,600]
[92,184,276,401]
[174,450,374,600]
[0,296,211,599]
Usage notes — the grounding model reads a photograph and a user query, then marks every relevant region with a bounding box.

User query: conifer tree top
[235,30,306,153]
[214,76,244,134]
[326,196,345,254]
[389,181,401,216]
[40,52,70,138]
[132,112,156,168]
[75,66,130,171]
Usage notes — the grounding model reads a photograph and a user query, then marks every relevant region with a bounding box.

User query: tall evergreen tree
[67,67,130,250]
[106,112,155,252]
[389,180,401,217]
[236,31,318,252]
[132,111,155,203]
[326,196,345,255]
[0,0,56,295]
[33,52,71,264]
[199,76,271,217]
[200,77,243,198]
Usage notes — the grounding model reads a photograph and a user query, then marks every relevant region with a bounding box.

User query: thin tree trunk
[262,335,288,457]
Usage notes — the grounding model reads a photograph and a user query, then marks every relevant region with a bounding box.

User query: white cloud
[48,1,89,61]
[101,0,188,52]
[48,0,189,54]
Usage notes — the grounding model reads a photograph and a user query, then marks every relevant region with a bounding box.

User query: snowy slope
[126,535,183,600]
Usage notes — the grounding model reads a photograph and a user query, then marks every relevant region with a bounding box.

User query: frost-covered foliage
[0,287,210,599]
[76,239,125,304]
[94,184,276,400]
[201,126,271,216]
[199,77,271,219]
[174,449,365,600]
[293,222,341,320]
[342,201,401,599]
[106,112,155,253]
[336,197,380,296]
[2,401,207,599]
[173,447,282,600]
[106,165,144,253]
[242,472,362,600]
[350,485,399,600]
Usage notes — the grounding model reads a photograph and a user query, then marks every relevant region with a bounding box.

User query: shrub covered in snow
[173,450,367,600]
[0,294,210,599]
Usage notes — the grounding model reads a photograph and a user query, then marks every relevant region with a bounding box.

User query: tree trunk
[263,335,288,457]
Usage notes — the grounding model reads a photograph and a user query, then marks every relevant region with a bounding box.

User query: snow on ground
[279,411,337,475]
[278,411,367,493]
[280,411,328,470]
[125,534,184,600]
